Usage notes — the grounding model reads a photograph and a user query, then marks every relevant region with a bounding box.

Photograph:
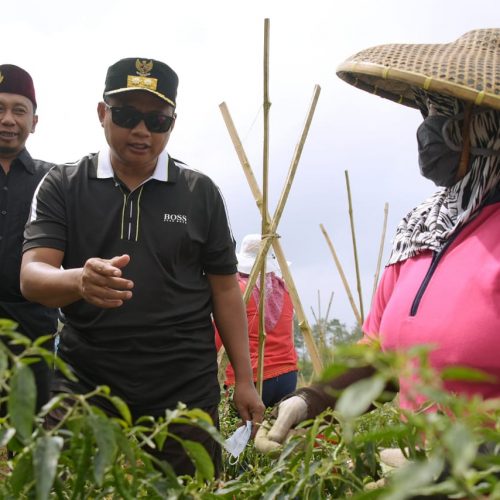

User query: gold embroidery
[127,75,158,91]
[135,59,153,77]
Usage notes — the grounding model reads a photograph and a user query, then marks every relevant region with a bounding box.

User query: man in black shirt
[0,64,58,411]
[20,57,264,476]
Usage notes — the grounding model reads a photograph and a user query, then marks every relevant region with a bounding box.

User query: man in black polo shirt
[0,64,58,412]
[20,57,264,476]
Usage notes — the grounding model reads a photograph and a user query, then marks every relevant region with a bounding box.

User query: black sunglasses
[104,103,175,133]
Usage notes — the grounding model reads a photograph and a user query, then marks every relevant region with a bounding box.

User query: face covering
[417,111,500,187]
[416,115,462,187]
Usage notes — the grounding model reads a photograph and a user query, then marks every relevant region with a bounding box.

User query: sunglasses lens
[110,107,142,129]
[144,113,173,133]
[108,105,173,133]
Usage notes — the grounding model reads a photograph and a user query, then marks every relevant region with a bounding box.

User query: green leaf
[0,318,19,333]
[115,430,136,466]
[8,364,36,440]
[440,365,495,383]
[33,435,63,500]
[111,464,134,500]
[386,455,444,500]
[51,356,78,382]
[70,431,92,500]
[0,347,8,381]
[89,413,117,485]
[335,375,386,419]
[32,334,54,348]
[10,451,33,497]
[319,363,349,383]
[0,427,15,447]
[154,427,169,451]
[182,439,214,481]
[443,422,477,475]
[109,395,132,425]
[184,407,213,424]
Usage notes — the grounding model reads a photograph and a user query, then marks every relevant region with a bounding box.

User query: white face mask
[223,421,253,462]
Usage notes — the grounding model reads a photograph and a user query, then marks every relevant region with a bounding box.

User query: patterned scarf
[238,272,286,332]
[388,90,500,265]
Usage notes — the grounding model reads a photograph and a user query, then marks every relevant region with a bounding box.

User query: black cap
[104,58,178,107]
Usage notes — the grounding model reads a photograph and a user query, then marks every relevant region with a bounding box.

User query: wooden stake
[256,18,271,397]
[320,223,362,327]
[344,170,364,324]
[371,202,389,306]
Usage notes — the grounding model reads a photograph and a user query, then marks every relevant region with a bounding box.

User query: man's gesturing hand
[80,254,134,308]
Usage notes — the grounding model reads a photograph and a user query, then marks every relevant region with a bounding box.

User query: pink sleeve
[361,263,400,342]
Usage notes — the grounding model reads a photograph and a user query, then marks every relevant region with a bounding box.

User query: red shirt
[216,273,298,385]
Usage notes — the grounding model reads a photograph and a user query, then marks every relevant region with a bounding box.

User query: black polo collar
[13,148,35,174]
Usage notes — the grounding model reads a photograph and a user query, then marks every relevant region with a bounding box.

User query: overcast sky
[4,0,498,328]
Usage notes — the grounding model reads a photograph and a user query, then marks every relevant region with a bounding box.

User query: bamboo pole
[371,202,389,306]
[320,223,362,327]
[310,290,334,362]
[244,84,321,301]
[256,19,271,397]
[325,291,334,326]
[219,96,323,375]
[310,295,322,352]
[324,291,334,361]
[344,170,364,324]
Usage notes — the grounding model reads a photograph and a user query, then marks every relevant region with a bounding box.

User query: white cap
[236,233,289,275]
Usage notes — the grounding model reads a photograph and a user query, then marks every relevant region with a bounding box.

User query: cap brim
[104,87,175,107]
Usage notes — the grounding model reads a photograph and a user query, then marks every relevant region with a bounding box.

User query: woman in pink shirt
[258,28,500,444]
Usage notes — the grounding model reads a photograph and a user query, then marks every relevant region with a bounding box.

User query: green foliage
[0,321,222,498]
[294,316,362,383]
[1,320,500,498]
[213,344,500,498]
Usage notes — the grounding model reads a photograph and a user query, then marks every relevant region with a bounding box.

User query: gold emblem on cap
[128,60,157,91]
[136,59,153,77]
[0,72,4,84]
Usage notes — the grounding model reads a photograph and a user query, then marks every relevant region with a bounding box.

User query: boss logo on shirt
[163,213,188,224]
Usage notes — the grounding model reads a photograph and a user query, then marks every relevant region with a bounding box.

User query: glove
[254,396,308,453]
[379,448,409,469]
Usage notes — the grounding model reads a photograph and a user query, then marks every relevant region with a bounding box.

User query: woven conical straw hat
[336,28,500,111]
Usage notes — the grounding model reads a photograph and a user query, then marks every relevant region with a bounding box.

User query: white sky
[4,0,499,328]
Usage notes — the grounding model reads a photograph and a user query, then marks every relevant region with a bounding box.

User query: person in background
[257,28,500,447]
[20,57,264,476]
[216,233,298,407]
[0,64,58,412]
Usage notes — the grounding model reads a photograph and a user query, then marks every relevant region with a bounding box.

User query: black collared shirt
[0,149,58,338]
[24,151,237,413]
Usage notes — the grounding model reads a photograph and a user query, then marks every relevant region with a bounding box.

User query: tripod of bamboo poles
[217,19,323,392]
[320,178,389,330]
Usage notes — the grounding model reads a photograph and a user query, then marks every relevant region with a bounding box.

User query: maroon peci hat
[0,64,37,110]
